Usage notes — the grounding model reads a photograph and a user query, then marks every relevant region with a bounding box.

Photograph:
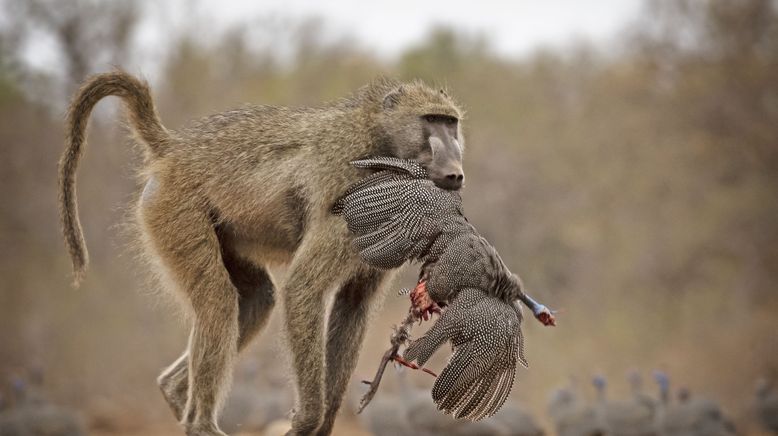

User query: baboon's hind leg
[141,194,241,436]
[158,244,276,422]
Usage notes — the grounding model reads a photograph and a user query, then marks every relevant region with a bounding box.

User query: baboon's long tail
[59,70,169,286]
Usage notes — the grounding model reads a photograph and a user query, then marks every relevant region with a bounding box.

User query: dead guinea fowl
[333,156,555,421]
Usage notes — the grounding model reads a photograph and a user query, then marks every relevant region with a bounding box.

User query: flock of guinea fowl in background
[0,370,86,436]
[1,366,777,435]
[359,370,777,436]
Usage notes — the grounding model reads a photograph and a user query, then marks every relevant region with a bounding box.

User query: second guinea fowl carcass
[333,156,556,421]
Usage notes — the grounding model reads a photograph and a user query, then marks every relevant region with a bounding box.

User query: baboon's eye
[422,114,458,126]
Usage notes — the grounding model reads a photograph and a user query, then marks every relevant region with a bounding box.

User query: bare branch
[357,308,436,414]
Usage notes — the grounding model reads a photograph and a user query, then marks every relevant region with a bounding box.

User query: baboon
[58,70,465,436]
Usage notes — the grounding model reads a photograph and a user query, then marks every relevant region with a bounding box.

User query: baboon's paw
[184,422,227,436]
[157,378,186,421]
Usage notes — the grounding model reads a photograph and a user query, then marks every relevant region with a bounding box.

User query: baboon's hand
[403,287,527,421]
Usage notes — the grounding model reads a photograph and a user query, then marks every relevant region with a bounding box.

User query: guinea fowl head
[8,375,28,405]
[10,375,25,395]
[592,375,607,401]
[653,370,670,404]
[507,274,557,326]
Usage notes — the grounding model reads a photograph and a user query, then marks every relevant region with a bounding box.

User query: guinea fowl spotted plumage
[333,156,555,421]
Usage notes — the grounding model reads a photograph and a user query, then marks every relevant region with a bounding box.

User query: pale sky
[144,0,645,58]
[15,0,647,78]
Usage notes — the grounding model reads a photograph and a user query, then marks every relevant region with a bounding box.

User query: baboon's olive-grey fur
[58,70,465,436]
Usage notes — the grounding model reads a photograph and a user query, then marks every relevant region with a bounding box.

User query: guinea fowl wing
[403,288,527,421]
[332,157,462,269]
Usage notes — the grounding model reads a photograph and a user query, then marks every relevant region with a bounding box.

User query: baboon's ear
[383,86,405,110]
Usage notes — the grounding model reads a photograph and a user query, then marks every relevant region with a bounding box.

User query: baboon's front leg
[283,232,349,435]
[316,267,389,436]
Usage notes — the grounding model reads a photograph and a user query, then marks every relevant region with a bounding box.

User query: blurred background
[1,0,777,434]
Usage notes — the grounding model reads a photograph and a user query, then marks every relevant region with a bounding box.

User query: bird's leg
[409,280,442,321]
[358,309,436,414]
[391,355,438,377]
[518,293,557,326]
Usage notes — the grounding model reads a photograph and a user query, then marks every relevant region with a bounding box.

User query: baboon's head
[377,82,465,190]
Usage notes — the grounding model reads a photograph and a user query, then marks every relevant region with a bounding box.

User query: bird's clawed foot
[409,280,442,321]
[391,354,438,377]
